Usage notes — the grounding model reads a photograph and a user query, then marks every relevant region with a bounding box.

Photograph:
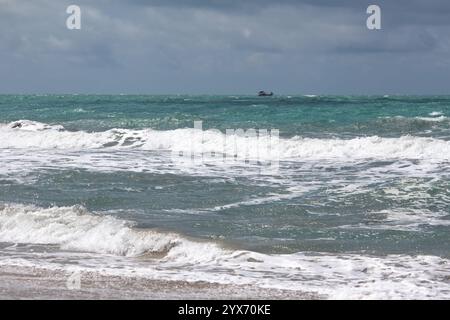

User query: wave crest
[0,204,222,259]
[0,203,449,299]
[1,120,450,161]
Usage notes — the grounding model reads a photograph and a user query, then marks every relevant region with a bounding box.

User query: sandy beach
[0,265,319,300]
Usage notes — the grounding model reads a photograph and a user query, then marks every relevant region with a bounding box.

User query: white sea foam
[0,204,448,299]
[415,116,447,122]
[280,135,450,160]
[5,120,65,131]
[380,114,448,123]
[1,120,450,161]
[73,108,88,113]
[0,204,220,259]
[338,208,450,232]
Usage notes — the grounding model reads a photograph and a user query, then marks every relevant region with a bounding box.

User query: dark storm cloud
[122,0,450,13]
[121,0,450,29]
[122,0,450,28]
[1,0,450,94]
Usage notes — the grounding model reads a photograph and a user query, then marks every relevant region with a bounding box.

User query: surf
[0,203,448,299]
[1,120,450,161]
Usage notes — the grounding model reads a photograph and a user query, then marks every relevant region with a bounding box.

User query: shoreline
[0,265,321,300]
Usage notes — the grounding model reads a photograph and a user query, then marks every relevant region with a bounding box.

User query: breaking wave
[0,203,449,299]
[1,120,450,161]
[0,203,222,260]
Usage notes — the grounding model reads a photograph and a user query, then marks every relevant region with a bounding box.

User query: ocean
[0,94,449,299]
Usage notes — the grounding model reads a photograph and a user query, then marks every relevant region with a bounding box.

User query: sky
[1,0,450,94]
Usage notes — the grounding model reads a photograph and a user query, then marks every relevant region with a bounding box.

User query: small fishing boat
[258,91,274,97]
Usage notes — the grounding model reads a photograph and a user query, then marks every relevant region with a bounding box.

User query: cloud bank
[1,0,450,94]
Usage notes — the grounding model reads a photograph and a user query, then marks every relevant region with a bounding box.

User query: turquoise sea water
[0,95,449,298]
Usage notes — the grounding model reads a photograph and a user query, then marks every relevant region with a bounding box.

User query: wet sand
[0,265,320,300]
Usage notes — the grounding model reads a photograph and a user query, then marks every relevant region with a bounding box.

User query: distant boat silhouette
[258,91,273,97]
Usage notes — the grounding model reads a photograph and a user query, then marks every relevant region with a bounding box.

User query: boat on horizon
[258,91,274,97]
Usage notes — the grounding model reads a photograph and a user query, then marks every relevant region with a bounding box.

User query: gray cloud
[1,0,450,94]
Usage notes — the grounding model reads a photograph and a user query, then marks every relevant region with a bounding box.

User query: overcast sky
[1,0,450,94]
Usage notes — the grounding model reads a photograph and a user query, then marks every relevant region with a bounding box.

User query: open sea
[0,94,449,299]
